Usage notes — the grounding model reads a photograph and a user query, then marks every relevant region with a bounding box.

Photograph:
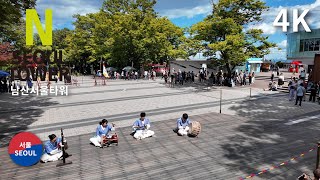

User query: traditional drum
[189,121,201,137]
[103,133,119,147]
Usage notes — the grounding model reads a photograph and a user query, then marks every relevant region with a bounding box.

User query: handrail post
[316,142,320,169]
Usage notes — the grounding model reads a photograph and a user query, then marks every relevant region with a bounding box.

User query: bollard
[220,89,222,114]
[250,88,252,98]
[316,142,320,169]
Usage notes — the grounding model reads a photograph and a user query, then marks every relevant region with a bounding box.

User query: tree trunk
[225,62,232,78]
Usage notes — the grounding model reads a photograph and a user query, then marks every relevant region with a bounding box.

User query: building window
[309,39,315,51]
[300,40,304,52]
[315,40,320,51]
[304,40,310,51]
[300,38,320,52]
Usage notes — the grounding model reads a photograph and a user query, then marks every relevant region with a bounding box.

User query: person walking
[295,83,306,106]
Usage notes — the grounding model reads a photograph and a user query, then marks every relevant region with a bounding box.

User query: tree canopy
[67,0,187,68]
[190,0,276,75]
[0,0,36,43]
[1,0,277,75]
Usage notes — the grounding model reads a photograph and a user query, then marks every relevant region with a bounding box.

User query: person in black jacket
[309,84,318,102]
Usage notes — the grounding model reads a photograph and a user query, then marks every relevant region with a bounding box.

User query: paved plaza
[0,76,320,179]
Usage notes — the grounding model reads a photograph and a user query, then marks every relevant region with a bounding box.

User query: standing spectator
[175,71,178,84]
[180,72,184,85]
[126,71,129,80]
[164,71,168,84]
[308,69,313,82]
[295,83,306,106]
[191,71,194,83]
[239,70,243,86]
[144,70,148,80]
[182,71,186,85]
[152,70,156,80]
[309,84,317,102]
[300,70,306,81]
[242,72,247,86]
[135,71,138,80]
[210,72,215,86]
[252,72,255,84]
[170,70,175,87]
[271,71,274,82]
[288,81,295,101]
[186,71,190,83]
[248,72,252,85]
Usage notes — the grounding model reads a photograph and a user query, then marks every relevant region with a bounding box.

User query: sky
[34,0,320,60]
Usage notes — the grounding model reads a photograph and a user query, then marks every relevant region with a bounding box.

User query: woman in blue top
[90,119,115,147]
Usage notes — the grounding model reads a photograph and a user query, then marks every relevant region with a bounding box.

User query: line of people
[166,69,257,87]
[95,70,159,81]
[167,69,195,86]
[38,112,196,163]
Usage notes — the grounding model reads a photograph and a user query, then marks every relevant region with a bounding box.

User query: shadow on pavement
[0,93,59,147]
[222,95,320,179]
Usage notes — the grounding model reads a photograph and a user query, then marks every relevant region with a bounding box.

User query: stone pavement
[0,75,320,179]
[0,76,279,144]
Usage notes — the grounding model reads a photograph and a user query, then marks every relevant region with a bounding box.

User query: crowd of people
[163,68,257,88]
[95,70,158,81]
[263,68,320,106]
[288,77,320,106]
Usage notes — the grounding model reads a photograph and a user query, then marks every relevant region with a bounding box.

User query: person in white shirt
[300,70,306,81]
[134,71,138,80]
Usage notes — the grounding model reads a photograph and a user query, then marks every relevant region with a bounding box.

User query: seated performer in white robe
[41,134,68,163]
[175,113,191,136]
[132,112,154,140]
[90,119,115,148]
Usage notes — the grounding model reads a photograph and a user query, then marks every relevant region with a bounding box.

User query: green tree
[68,0,186,69]
[0,0,36,42]
[190,0,275,76]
